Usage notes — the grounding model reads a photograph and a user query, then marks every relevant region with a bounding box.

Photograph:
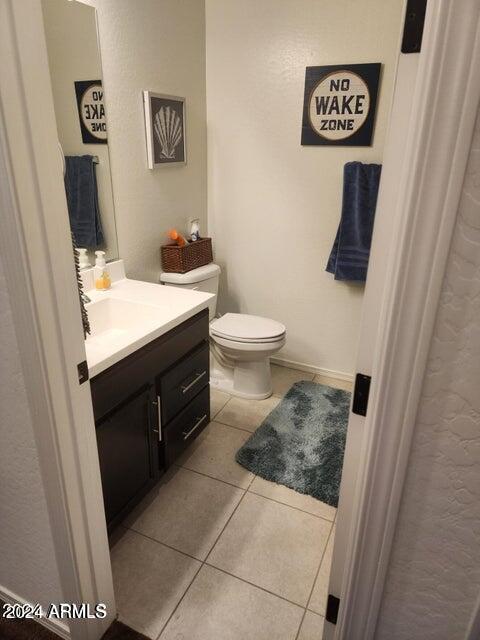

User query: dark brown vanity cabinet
[95,384,159,527]
[90,309,210,533]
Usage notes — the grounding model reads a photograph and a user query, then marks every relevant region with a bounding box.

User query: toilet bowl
[160,264,286,399]
[210,313,286,399]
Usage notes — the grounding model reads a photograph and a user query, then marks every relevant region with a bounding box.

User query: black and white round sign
[308,71,370,141]
[80,83,107,141]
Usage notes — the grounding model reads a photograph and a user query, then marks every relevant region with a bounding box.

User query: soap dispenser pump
[95,250,106,268]
[76,247,91,269]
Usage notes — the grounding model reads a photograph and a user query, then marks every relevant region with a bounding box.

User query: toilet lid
[210,313,286,343]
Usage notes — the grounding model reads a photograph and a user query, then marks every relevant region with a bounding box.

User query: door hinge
[77,360,89,385]
[352,373,371,416]
[401,0,427,53]
[326,594,340,625]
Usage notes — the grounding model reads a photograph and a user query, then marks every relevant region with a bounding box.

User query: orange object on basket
[168,228,187,247]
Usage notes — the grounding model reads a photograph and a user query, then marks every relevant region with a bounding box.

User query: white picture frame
[143,91,186,169]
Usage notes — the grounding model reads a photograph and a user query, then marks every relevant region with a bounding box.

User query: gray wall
[0,254,62,608]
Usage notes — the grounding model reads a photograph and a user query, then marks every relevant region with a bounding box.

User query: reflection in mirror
[42,0,118,265]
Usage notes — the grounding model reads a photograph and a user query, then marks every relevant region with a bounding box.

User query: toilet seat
[211,332,286,353]
[210,313,286,344]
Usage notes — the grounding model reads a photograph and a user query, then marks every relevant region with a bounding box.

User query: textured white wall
[0,255,62,608]
[42,0,118,263]
[205,0,404,376]
[375,109,480,640]
[86,0,207,283]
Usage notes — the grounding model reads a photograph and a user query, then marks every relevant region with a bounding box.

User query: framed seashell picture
[143,91,186,168]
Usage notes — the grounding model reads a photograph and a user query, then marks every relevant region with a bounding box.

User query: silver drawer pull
[181,370,207,394]
[182,414,207,440]
[152,395,162,441]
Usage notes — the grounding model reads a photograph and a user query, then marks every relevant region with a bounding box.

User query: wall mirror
[42,0,118,265]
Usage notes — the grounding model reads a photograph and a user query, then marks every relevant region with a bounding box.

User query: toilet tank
[160,263,220,320]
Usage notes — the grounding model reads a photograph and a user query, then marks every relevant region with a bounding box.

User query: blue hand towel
[64,155,104,248]
[326,161,382,282]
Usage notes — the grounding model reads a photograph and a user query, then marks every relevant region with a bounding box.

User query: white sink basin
[87,297,163,339]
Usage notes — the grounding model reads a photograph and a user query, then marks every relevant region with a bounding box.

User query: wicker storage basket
[161,237,213,274]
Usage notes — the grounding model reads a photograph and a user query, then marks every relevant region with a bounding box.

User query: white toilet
[160,263,286,399]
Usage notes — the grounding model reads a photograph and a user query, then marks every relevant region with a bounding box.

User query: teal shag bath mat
[236,381,351,507]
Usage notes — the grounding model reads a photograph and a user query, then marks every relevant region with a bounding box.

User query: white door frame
[1,1,479,640]
[0,2,114,639]
[329,1,480,638]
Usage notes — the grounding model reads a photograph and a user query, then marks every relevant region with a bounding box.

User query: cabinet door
[95,384,159,531]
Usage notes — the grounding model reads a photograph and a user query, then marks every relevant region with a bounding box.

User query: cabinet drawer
[164,385,210,466]
[160,342,209,423]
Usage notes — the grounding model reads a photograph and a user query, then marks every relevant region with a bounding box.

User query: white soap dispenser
[76,247,91,270]
[94,251,111,290]
[95,250,106,268]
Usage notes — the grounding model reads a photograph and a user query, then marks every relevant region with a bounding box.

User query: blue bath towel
[326,162,382,282]
[64,155,104,248]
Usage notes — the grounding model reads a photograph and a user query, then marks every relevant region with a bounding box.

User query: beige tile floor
[111,364,353,640]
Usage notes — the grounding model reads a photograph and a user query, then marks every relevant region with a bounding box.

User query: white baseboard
[270,356,354,382]
[0,584,70,639]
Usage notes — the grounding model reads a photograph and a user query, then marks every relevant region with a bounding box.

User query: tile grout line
[202,561,305,611]
[125,526,203,564]
[305,521,336,614]
[294,611,307,640]
[116,526,204,640]
[124,465,255,564]
[246,488,336,523]
[204,486,250,564]
[210,397,231,420]
[172,461,252,491]
[210,417,257,434]
[154,559,204,640]
[293,522,335,640]
[174,453,337,524]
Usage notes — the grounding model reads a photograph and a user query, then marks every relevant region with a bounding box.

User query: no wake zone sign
[75,80,108,144]
[301,63,381,146]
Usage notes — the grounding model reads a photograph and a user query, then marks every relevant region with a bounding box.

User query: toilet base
[210,355,273,400]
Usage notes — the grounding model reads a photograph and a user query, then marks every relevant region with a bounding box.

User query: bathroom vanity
[83,265,213,533]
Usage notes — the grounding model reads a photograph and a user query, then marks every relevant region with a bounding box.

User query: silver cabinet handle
[182,414,207,440]
[152,395,162,441]
[181,370,207,394]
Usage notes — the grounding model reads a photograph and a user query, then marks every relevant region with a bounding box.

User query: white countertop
[84,277,213,378]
